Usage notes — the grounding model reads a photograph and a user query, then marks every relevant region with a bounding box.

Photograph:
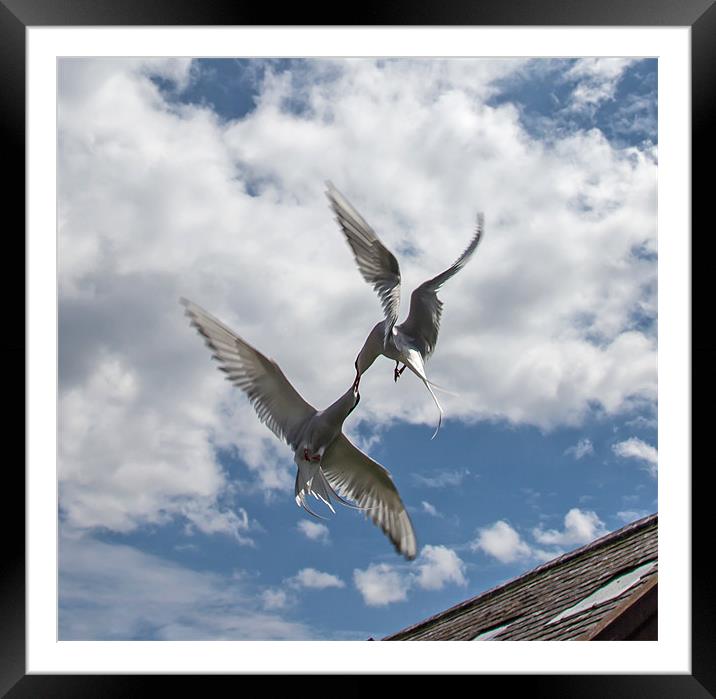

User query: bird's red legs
[393,362,407,382]
[303,448,321,463]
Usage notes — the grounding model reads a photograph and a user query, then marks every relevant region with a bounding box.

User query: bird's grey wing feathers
[321,434,417,560]
[181,298,315,450]
[398,213,484,359]
[325,182,401,340]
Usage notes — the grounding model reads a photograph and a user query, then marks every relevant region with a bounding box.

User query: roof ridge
[383,512,657,640]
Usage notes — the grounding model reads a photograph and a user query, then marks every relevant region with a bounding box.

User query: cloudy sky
[58,56,657,641]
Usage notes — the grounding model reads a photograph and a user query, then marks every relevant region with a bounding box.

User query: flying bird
[325,182,484,439]
[180,298,417,560]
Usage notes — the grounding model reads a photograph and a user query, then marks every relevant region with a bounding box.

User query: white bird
[180,298,417,560]
[325,182,484,439]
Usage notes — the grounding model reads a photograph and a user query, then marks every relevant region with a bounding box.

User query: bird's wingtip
[179,297,196,317]
[325,180,339,199]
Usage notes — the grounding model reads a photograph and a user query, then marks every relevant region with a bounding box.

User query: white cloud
[471,520,533,563]
[616,509,651,524]
[59,532,312,640]
[353,562,411,607]
[174,542,198,552]
[625,414,657,430]
[522,488,543,507]
[472,508,608,565]
[180,500,254,545]
[612,437,658,477]
[565,58,635,112]
[421,501,442,517]
[353,544,467,606]
[413,468,471,488]
[532,508,608,547]
[564,438,594,460]
[261,588,291,610]
[59,352,256,541]
[415,545,468,590]
[297,520,331,543]
[58,57,657,538]
[289,568,345,590]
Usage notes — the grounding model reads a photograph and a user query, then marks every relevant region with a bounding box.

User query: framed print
[6,0,712,694]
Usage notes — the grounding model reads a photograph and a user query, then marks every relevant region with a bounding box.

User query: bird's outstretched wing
[321,434,417,560]
[398,213,484,359]
[325,182,402,341]
[181,298,315,450]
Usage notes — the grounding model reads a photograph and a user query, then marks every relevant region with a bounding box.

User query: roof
[383,512,658,641]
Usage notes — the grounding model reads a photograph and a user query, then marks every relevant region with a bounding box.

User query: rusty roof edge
[383,512,658,640]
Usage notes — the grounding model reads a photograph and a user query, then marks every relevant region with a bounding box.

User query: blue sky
[58,57,657,641]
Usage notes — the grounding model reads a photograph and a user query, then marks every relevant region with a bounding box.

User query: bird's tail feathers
[424,378,460,397]
[308,472,337,514]
[417,374,444,440]
[403,352,445,439]
[428,388,444,440]
[296,468,378,517]
[295,492,330,520]
[295,462,334,518]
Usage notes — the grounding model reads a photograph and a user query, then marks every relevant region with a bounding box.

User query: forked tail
[424,379,444,440]
[295,461,334,519]
[402,350,444,439]
[424,378,459,397]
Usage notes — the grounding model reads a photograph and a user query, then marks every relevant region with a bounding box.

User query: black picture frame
[4,0,711,695]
